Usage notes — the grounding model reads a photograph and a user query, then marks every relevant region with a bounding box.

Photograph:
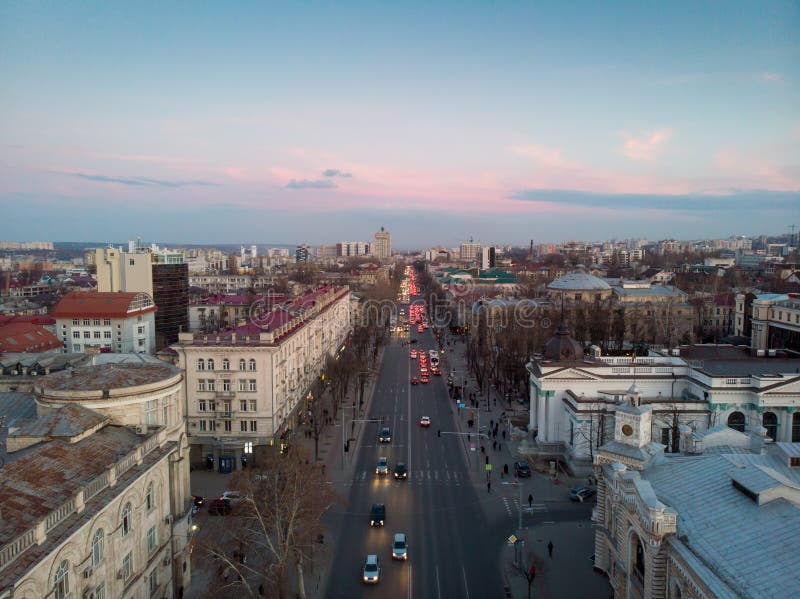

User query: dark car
[192,495,204,508]
[394,463,408,480]
[569,487,597,502]
[370,503,386,526]
[379,427,392,443]
[208,498,232,515]
[514,461,531,478]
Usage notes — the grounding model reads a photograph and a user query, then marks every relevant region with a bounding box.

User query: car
[376,457,389,475]
[394,463,408,479]
[514,461,531,478]
[192,495,204,507]
[370,504,386,526]
[432,368,441,376]
[208,498,232,515]
[410,377,419,385]
[420,376,429,384]
[419,416,431,427]
[379,427,392,443]
[410,350,417,359]
[363,554,381,584]
[569,487,597,502]
[420,367,428,376]
[392,533,408,560]
[221,490,243,502]
[417,326,424,333]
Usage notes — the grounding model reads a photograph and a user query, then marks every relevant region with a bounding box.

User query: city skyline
[1,2,798,245]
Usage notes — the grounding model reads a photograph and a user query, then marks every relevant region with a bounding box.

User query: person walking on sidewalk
[547,540,554,557]
[487,480,491,493]
[528,494,533,509]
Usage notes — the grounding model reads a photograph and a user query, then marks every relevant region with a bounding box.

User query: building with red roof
[0,322,63,353]
[51,291,157,355]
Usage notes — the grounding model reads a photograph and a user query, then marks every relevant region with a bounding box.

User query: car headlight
[363,576,369,581]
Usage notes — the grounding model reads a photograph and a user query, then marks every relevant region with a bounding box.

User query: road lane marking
[461,565,471,599]
[435,566,441,599]
[409,564,413,599]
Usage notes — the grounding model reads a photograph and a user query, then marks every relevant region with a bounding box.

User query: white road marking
[435,565,441,599]
[461,565,471,599]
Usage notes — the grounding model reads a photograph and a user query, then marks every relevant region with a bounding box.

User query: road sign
[508,534,517,545]
[458,402,465,408]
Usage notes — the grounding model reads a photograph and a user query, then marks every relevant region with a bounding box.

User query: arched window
[54,560,70,599]
[197,359,205,371]
[630,533,645,585]
[763,412,778,441]
[91,529,104,566]
[792,412,800,443]
[145,483,154,511]
[671,581,683,599]
[122,502,132,536]
[727,411,746,432]
[249,359,257,372]
[207,358,215,371]
[239,359,246,371]
[222,358,230,371]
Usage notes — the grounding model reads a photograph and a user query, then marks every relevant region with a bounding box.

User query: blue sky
[1,1,798,248]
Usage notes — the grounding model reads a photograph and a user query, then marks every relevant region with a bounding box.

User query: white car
[392,533,408,560]
[221,491,242,502]
[375,457,389,475]
[363,554,381,584]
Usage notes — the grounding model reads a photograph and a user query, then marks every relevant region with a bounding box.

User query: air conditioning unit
[82,567,93,578]
[135,425,146,434]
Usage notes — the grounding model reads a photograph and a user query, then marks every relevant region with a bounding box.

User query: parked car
[208,498,232,515]
[370,504,386,526]
[221,490,243,502]
[192,495,204,507]
[514,461,531,478]
[394,463,408,480]
[379,427,392,443]
[392,533,408,560]
[375,457,389,475]
[363,554,381,584]
[569,487,597,502]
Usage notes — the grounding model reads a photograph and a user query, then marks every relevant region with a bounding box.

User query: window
[137,326,145,335]
[199,400,206,411]
[145,400,157,426]
[727,411,746,432]
[147,525,157,553]
[249,358,257,371]
[145,483,154,511]
[73,344,81,352]
[207,379,215,392]
[209,420,216,432]
[198,380,207,392]
[207,359,215,371]
[94,318,101,326]
[248,380,257,392]
[83,319,91,326]
[209,400,216,411]
[793,413,800,443]
[149,569,158,596]
[104,318,111,326]
[250,420,257,432]
[222,359,230,371]
[121,503,132,536]
[161,397,168,426]
[54,560,70,599]
[240,399,248,411]
[249,400,257,412]
[223,379,231,392]
[197,359,205,371]
[129,258,135,266]
[122,551,133,581]
[138,338,145,347]
[224,420,232,432]
[240,420,248,432]
[199,420,207,431]
[94,331,101,339]
[104,331,111,339]
[73,331,80,339]
[96,582,106,599]
[239,380,247,392]
[239,359,246,371]
[72,318,79,325]
[92,529,104,566]
[84,331,92,339]
[763,411,778,441]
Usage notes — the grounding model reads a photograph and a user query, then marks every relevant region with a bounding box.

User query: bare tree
[509,549,538,599]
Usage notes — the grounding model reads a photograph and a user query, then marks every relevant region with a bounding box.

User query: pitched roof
[51,291,156,319]
[0,323,63,353]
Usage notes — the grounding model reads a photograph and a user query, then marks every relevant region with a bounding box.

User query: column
[537,393,547,442]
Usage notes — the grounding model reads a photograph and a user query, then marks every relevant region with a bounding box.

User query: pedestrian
[490,419,494,428]
[498,442,502,452]
[493,440,497,451]
[547,540,554,558]
[528,494,533,508]
[487,480,491,493]
[502,430,506,440]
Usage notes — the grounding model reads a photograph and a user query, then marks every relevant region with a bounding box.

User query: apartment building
[170,285,351,470]
[373,228,391,261]
[51,292,157,354]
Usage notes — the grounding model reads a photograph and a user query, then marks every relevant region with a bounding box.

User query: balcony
[218,411,233,419]
[215,390,235,399]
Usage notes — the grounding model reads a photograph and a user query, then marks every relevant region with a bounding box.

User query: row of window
[197,379,257,392]
[72,330,114,339]
[198,399,257,412]
[198,419,258,432]
[774,310,800,324]
[727,410,800,442]
[72,318,113,326]
[197,358,257,371]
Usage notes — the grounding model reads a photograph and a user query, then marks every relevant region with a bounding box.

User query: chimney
[0,417,7,468]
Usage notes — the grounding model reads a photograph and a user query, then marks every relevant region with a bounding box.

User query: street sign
[458,402,465,408]
[508,534,517,545]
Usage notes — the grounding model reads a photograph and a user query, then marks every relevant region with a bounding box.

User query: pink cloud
[509,143,570,168]
[620,129,673,162]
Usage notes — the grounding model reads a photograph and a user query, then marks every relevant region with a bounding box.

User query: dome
[543,322,585,361]
[547,272,611,291]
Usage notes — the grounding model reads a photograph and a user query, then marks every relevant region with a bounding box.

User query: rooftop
[37,355,180,393]
[679,345,800,377]
[547,272,611,291]
[50,291,156,319]
[0,323,63,353]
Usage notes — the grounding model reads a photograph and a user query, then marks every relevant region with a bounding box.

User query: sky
[1,1,798,249]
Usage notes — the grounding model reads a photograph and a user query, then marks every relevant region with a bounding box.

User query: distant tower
[527,239,535,261]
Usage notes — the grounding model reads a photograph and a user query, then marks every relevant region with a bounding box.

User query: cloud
[510,143,570,168]
[286,178,336,189]
[620,129,673,162]
[509,188,798,213]
[756,72,783,83]
[71,173,217,187]
[322,169,352,178]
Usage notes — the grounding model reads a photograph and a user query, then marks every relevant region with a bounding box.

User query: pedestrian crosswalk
[351,469,465,486]
[501,497,547,518]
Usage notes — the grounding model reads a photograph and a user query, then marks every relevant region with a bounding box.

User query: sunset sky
[1,2,798,248]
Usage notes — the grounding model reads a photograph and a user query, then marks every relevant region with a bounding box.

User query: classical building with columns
[591,385,800,598]
[527,324,800,473]
[169,284,351,471]
[0,353,192,599]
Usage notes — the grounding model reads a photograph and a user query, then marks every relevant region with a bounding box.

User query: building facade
[748,293,800,353]
[170,285,351,470]
[373,228,391,261]
[151,263,189,350]
[51,292,157,355]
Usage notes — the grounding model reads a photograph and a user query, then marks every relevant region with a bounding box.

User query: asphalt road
[325,323,505,599]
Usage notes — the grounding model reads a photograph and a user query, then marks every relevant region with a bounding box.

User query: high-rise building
[296,244,310,263]
[480,246,496,270]
[336,241,370,257]
[152,262,189,349]
[459,240,481,262]
[373,227,391,260]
